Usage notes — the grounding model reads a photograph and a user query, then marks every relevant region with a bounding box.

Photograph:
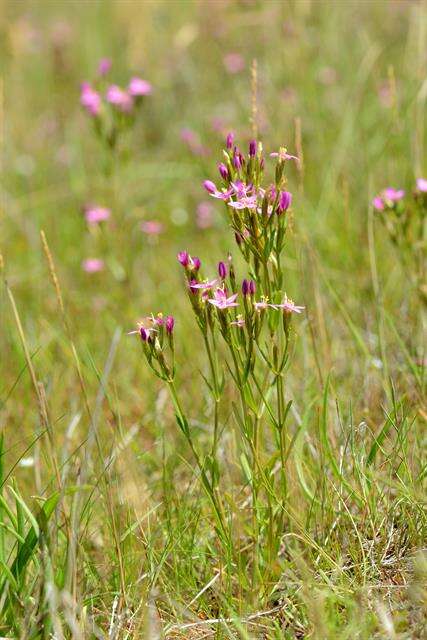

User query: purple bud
[203,180,217,194]
[226,132,234,149]
[218,261,227,279]
[218,163,229,180]
[191,256,201,271]
[140,327,150,342]
[242,279,249,296]
[177,251,190,267]
[278,190,292,213]
[165,315,175,335]
[249,280,256,295]
[233,153,242,170]
[249,140,257,157]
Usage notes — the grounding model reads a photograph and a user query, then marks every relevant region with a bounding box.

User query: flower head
[226,132,235,149]
[273,296,305,314]
[82,258,104,273]
[106,85,134,112]
[270,147,299,162]
[416,178,427,193]
[383,188,405,202]
[278,190,292,213]
[208,287,238,309]
[128,77,152,96]
[188,278,218,291]
[80,82,102,116]
[165,315,175,335]
[85,206,110,224]
[372,196,385,211]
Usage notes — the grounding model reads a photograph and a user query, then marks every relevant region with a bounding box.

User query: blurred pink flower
[106,85,134,112]
[416,178,427,192]
[223,53,244,74]
[378,82,392,108]
[196,201,214,229]
[140,220,164,235]
[98,58,112,76]
[128,77,152,96]
[383,188,405,201]
[85,206,110,224]
[181,128,208,156]
[82,258,104,273]
[80,82,101,116]
[372,196,385,211]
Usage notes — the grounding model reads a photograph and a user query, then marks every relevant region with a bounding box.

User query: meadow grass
[1,1,426,637]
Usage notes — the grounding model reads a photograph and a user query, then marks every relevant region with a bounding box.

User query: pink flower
[82,258,104,273]
[196,202,213,229]
[85,206,111,224]
[270,147,299,162]
[203,180,233,200]
[228,195,258,210]
[128,77,152,96]
[106,85,134,112]
[223,53,245,74]
[278,191,292,213]
[181,128,208,156]
[372,196,385,211]
[273,296,305,314]
[383,188,405,202]
[208,287,238,309]
[165,315,175,335]
[254,300,269,311]
[188,278,218,291]
[80,82,101,116]
[141,220,164,235]
[416,178,427,192]
[98,58,112,76]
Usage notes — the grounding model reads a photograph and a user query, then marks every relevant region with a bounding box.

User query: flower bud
[278,190,292,213]
[249,140,257,157]
[218,163,229,180]
[249,280,256,295]
[233,151,242,170]
[235,232,243,246]
[218,261,227,279]
[165,315,175,334]
[140,327,150,342]
[177,251,190,267]
[242,279,249,296]
[192,256,201,271]
[226,132,234,149]
[203,180,217,194]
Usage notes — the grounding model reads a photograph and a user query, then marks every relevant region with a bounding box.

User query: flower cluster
[130,313,175,381]
[80,58,152,148]
[373,178,427,304]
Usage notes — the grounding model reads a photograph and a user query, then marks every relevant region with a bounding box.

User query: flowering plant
[132,135,304,562]
[373,179,426,304]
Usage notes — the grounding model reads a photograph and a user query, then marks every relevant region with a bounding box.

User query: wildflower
[85,206,110,224]
[189,278,218,291]
[249,280,256,295]
[106,85,134,112]
[165,315,175,334]
[223,52,245,74]
[278,190,292,213]
[249,140,257,157]
[383,188,405,202]
[98,58,112,76]
[203,180,232,200]
[218,262,227,279]
[82,258,104,273]
[254,299,269,311]
[80,82,102,116]
[139,326,153,342]
[270,147,299,162]
[228,195,258,210]
[226,132,235,149]
[208,287,238,309]
[242,279,249,296]
[218,163,229,180]
[233,151,243,170]
[177,251,190,267]
[128,76,152,96]
[141,220,164,235]
[416,178,427,192]
[372,196,385,211]
[273,296,305,313]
